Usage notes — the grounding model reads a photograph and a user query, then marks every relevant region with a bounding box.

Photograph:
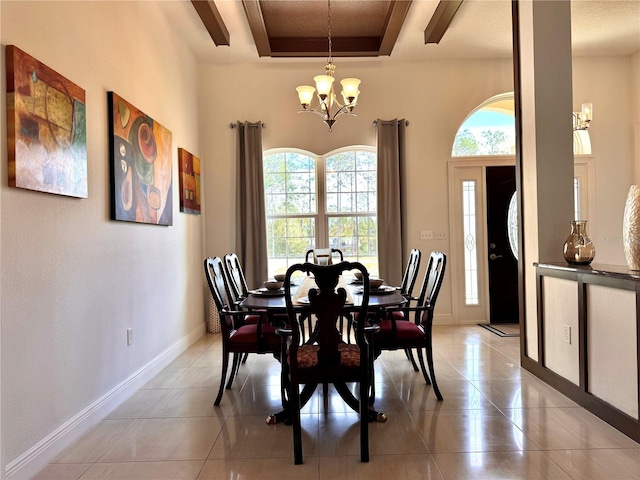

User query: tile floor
[33,325,640,479]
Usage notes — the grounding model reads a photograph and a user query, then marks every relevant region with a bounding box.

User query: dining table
[239,274,406,425]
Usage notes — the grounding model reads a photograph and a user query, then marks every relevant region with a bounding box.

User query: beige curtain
[235,121,268,289]
[376,119,407,286]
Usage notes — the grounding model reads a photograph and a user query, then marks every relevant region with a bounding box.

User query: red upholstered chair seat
[229,324,281,349]
[377,319,425,341]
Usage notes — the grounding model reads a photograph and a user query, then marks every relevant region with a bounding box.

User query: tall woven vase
[623,185,640,270]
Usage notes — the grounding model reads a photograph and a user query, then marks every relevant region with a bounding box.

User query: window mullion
[317,154,328,247]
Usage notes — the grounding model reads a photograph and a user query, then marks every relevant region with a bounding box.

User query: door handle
[489,253,503,260]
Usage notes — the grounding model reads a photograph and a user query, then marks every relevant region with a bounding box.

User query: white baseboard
[5,323,206,480]
[433,313,454,325]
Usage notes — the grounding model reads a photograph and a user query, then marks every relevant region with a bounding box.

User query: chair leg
[280,344,289,410]
[235,353,244,376]
[226,353,240,390]
[405,348,420,372]
[416,348,432,385]
[214,349,230,406]
[425,340,443,401]
[291,382,303,464]
[359,373,370,462]
[417,347,442,400]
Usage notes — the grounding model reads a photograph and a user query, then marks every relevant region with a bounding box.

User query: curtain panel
[235,121,268,289]
[376,119,407,286]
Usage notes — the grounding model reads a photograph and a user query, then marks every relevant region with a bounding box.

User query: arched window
[452,93,516,157]
[263,146,378,275]
[452,92,592,156]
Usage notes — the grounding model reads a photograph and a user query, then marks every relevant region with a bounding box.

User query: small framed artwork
[108,91,173,226]
[6,45,88,198]
[178,148,201,215]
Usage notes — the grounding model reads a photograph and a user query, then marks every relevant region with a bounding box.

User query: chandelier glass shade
[295,0,360,132]
[573,103,593,131]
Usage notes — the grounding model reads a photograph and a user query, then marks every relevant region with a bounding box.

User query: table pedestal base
[266,382,387,425]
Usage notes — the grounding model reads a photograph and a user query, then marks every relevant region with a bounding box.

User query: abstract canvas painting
[178,148,201,215]
[108,92,172,226]
[6,45,88,197]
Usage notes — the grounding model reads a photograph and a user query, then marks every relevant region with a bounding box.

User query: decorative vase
[563,220,595,265]
[623,185,640,270]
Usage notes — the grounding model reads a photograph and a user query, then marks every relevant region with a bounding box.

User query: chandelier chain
[294,0,360,132]
[327,0,332,64]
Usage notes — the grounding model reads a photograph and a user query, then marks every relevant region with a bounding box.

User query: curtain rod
[372,120,410,127]
[230,122,266,129]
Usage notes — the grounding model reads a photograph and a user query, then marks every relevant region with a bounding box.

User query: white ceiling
[160,0,640,64]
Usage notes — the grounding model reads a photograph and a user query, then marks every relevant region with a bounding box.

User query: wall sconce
[573,103,593,131]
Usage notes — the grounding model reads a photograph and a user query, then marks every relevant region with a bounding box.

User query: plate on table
[355,285,397,295]
[349,279,364,285]
[249,288,285,297]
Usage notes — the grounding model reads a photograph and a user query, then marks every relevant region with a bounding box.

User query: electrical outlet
[563,325,571,344]
[435,232,448,240]
[127,328,133,346]
[420,230,434,240]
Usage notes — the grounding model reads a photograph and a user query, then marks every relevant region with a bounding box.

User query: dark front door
[486,166,518,324]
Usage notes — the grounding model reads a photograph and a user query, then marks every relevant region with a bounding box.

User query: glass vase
[563,220,595,265]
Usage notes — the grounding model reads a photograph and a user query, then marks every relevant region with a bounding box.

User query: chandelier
[573,103,593,131]
[295,0,361,132]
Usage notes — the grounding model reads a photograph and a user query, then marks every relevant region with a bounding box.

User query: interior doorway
[486,166,518,323]
[449,92,594,325]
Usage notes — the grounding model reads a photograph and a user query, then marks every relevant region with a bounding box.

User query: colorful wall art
[6,45,88,198]
[178,148,201,215]
[108,92,173,226]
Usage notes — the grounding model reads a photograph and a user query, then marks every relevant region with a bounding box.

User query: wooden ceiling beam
[241,0,412,58]
[242,0,272,57]
[191,0,230,46]
[269,37,381,58]
[424,0,464,44]
[380,0,413,55]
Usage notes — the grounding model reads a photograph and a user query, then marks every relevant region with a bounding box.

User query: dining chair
[223,252,263,367]
[224,252,250,301]
[393,248,422,371]
[302,248,349,339]
[304,248,344,265]
[278,261,374,464]
[373,251,447,400]
[400,248,422,300]
[204,257,282,405]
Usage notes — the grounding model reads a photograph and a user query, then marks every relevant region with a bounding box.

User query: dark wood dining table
[239,275,405,425]
[239,275,405,311]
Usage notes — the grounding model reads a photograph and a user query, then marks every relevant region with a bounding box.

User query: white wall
[573,57,635,264]
[1,1,204,476]
[633,51,640,183]
[199,58,516,325]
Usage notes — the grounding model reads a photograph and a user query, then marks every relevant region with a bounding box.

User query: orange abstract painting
[6,45,87,197]
[108,92,172,226]
[178,148,201,215]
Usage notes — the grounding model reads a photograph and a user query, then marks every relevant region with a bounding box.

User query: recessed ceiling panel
[242,0,413,57]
